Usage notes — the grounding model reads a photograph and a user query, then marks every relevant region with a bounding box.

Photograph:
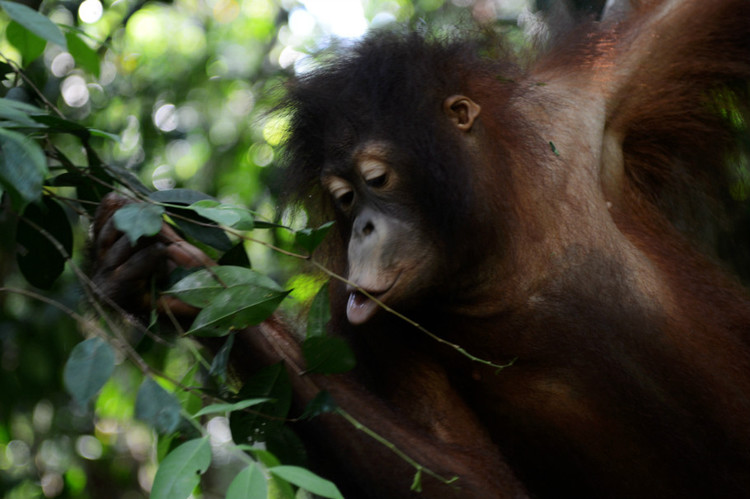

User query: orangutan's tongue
[346,291,378,325]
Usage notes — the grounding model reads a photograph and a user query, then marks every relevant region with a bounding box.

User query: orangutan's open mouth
[345,276,399,325]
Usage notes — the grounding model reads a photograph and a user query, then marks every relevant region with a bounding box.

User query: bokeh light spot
[250,143,274,167]
[41,472,64,497]
[78,0,103,24]
[289,8,316,37]
[153,103,178,132]
[61,75,90,107]
[76,435,103,460]
[50,53,74,77]
[152,164,176,191]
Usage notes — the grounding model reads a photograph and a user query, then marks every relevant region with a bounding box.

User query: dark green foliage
[301,336,356,374]
[63,337,115,406]
[16,196,72,289]
[135,378,182,434]
[150,438,212,499]
[229,363,292,445]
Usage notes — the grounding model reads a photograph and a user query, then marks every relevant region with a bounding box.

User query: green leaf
[0,98,44,127]
[6,21,46,65]
[301,336,356,374]
[306,282,331,338]
[193,398,270,418]
[0,1,66,48]
[89,128,121,142]
[151,438,212,499]
[16,196,73,289]
[411,468,423,492]
[149,188,215,205]
[112,203,165,245]
[217,241,251,267]
[209,332,234,381]
[151,192,226,244]
[168,266,284,308]
[104,164,150,195]
[269,466,344,499]
[149,190,233,251]
[239,447,282,467]
[266,426,307,468]
[0,127,48,211]
[300,391,337,420]
[168,266,288,335]
[187,286,289,336]
[230,364,291,444]
[135,378,182,434]
[31,114,89,136]
[240,449,296,499]
[173,214,234,251]
[188,199,255,229]
[63,337,115,406]
[295,221,334,254]
[226,463,268,499]
[65,31,99,77]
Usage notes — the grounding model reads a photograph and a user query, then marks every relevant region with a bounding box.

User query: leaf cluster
[0,3,349,497]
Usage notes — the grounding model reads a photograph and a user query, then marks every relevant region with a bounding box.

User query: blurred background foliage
[7,0,739,497]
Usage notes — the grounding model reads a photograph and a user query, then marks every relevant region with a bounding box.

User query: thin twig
[0,286,87,324]
[336,408,459,487]
[310,261,516,372]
